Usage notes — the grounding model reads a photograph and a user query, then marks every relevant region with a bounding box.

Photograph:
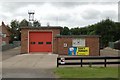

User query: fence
[2,41,21,51]
[57,56,120,67]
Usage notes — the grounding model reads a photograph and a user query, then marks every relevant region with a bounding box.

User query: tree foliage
[19,19,29,27]
[61,27,70,35]
[10,20,20,41]
[10,19,41,41]
[33,20,41,27]
[60,18,120,48]
[10,18,120,47]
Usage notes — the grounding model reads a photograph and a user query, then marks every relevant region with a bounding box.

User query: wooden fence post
[81,59,83,67]
[104,58,107,67]
[57,58,59,67]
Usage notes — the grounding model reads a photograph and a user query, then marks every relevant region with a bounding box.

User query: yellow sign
[76,47,89,55]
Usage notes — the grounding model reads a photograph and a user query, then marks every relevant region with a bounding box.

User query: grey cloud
[1,2,116,13]
[13,13,28,20]
[0,2,45,21]
[1,14,8,20]
[101,10,117,20]
[1,0,119,2]
[1,2,26,12]
[57,17,97,28]
[43,13,71,21]
[82,9,101,20]
[50,2,117,8]
[1,2,45,12]
[118,2,120,21]
[50,2,89,8]
[0,14,11,25]
[58,14,71,21]
[0,1,118,27]
[36,2,115,8]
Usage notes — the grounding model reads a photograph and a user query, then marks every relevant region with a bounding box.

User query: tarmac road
[2,47,21,61]
[2,47,58,78]
[2,54,58,78]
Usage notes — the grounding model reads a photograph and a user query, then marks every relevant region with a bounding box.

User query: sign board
[68,47,77,55]
[60,57,65,64]
[64,43,67,47]
[76,47,89,55]
[72,38,85,47]
[68,47,89,56]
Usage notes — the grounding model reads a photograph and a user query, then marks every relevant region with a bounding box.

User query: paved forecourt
[2,53,58,78]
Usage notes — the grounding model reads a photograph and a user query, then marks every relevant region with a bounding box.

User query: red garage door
[29,32,52,52]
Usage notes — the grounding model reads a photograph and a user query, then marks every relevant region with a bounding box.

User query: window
[38,42,43,44]
[46,42,51,44]
[30,42,35,44]
[72,38,85,47]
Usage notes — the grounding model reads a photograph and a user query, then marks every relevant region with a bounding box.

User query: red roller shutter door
[29,32,52,52]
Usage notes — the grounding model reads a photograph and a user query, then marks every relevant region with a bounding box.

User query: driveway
[2,46,21,61]
[2,53,58,78]
[100,47,119,56]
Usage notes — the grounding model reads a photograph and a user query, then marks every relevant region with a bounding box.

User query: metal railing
[57,56,120,67]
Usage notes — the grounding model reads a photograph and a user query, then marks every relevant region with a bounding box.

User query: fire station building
[21,26,100,56]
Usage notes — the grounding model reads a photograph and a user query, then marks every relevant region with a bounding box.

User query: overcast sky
[0,0,119,28]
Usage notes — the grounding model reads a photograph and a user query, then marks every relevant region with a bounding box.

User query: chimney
[2,21,5,26]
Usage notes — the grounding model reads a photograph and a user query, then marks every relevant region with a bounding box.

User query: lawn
[54,67,119,79]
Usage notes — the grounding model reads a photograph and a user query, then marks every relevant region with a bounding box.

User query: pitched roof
[1,21,12,35]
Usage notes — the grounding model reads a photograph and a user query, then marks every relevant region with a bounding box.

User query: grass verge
[54,67,118,79]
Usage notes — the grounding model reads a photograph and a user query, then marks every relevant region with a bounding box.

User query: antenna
[47,22,50,27]
[28,10,35,26]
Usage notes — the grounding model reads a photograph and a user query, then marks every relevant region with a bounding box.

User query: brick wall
[21,28,28,53]
[21,27,61,53]
[55,35,100,56]
[21,27,100,56]
[56,37,72,55]
[86,37,100,56]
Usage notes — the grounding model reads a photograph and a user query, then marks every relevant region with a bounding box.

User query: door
[29,32,52,52]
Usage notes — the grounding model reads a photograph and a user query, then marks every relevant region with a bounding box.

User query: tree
[19,19,29,27]
[79,27,88,35]
[33,20,41,27]
[60,27,70,35]
[115,22,120,41]
[10,20,20,41]
[65,18,120,48]
[84,18,118,47]
[71,27,80,35]
[94,19,117,47]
